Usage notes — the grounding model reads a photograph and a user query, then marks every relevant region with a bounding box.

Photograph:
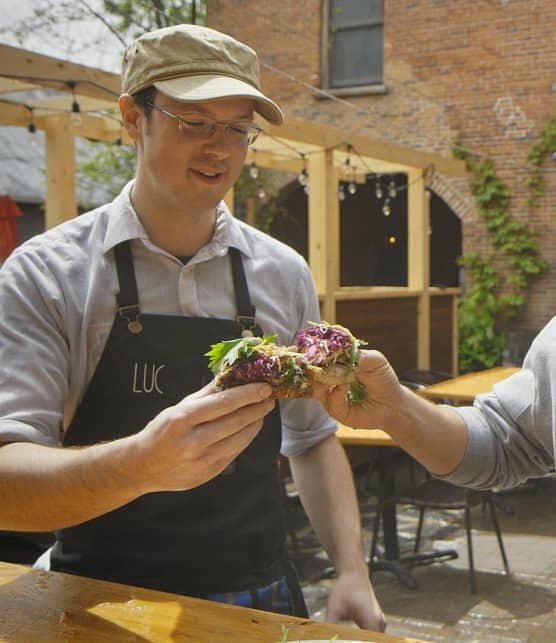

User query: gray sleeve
[439,319,556,490]
[279,261,339,457]
[0,248,68,446]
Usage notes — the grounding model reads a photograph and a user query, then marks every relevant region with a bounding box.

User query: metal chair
[372,476,511,593]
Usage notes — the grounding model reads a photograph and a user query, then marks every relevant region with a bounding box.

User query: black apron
[51,241,306,615]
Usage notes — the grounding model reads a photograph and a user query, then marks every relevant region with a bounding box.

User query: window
[322,0,384,92]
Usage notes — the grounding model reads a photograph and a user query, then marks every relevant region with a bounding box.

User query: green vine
[527,118,556,206]
[453,137,548,372]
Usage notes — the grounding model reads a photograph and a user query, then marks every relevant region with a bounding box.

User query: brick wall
[207,0,556,333]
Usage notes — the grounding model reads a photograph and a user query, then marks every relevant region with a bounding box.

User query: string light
[388,179,397,198]
[338,184,346,201]
[26,107,37,146]
[382,197,391,216]
[257,184,266,200]
[249,159,259,179]
[348,179,357,195]
[374,180,383,199]
[67,81,82,124]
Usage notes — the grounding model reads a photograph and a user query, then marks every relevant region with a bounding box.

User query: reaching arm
[289,434,385,632]
[0,382,274,531]
[313,350,468,476]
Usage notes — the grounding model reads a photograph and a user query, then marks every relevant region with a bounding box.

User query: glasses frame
[145,102,262,146]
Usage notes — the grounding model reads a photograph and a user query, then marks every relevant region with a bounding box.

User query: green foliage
[453,137,548,372]
[102,0,205,35]
[527,119,556,206]
[234,166,288,233]
[78,140,136,208]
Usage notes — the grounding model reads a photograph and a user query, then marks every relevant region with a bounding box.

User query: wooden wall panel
[430,295,454,373]
[336,298,418,376]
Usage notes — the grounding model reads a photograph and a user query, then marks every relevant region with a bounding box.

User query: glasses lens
[177,114,213,138]
[177,113,260,145]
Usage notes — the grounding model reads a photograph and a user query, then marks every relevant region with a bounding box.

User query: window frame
[320,0,386,97]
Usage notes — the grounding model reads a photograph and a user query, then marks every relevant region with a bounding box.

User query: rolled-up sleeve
[279,259,339,457]
[0,247,68,446]
[441,366,555,490]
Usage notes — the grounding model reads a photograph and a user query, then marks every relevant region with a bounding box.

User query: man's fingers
[176,381,273,424]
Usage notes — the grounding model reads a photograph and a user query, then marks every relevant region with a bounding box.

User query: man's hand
[326,568,386,632]
[313,349,402,430]
[130,381,275,493]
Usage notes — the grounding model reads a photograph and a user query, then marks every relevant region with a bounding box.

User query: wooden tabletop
[336,425,396,447]
[416,366,520,402]
[0,561,425,642]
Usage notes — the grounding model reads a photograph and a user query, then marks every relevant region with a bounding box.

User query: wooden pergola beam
[0,44,120,101]
[264,116,467,178]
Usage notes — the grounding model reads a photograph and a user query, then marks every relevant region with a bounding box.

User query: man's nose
[201,126,233,156]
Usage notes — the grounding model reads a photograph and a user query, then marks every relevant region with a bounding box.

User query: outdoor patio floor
[289,473,556,642]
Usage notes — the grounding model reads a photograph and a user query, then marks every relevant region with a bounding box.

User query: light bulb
[338,185,346,201]
[388,180,397,198]
[348,181,357,195]
[71,100,81,125]
[303,184,310,195]
[249,161,259,179]
[382,198,391,216]
[375,182,383,199]
[257,186,266,200]
[28,126,37,146]
[297,168,308,186]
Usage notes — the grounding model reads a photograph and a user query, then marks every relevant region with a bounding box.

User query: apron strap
[113,241,143,334]
[229,247,258,336]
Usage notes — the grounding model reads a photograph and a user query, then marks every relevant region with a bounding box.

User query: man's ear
[119,94,144,141]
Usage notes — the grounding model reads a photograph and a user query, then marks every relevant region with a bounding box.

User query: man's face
[134,94,254,218]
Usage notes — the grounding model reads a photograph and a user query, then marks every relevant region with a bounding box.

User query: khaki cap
[121,24,284,124]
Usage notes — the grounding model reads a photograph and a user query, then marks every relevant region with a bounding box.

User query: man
[315,316,556,490]
[0,25,384,630]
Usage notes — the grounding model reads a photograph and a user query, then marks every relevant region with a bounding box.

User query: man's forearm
[290,435,367,575]
[387,387,469,476]
[0,439,144,531]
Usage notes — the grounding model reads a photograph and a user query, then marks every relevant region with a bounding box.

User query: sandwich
[206,321,367,402]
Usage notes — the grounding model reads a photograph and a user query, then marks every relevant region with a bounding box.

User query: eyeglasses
[146,102,262,146]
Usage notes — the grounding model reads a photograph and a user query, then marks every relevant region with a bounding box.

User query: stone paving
[288,474,556,642]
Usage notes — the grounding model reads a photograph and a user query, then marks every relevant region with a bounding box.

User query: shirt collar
[103,181,253,260]
[103,180,149,254]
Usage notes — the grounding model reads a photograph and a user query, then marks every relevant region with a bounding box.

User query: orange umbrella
[0,195,22,262]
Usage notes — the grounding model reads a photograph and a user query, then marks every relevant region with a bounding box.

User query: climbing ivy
[453,137,549,372]
[527,119,556,206]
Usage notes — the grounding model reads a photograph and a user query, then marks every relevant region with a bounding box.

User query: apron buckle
[119,304,143,334]
[237,315,256,337]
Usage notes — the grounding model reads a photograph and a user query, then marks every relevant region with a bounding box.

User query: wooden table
[416,366,520,402]
[336,426,396,448]
[0,561,425,642]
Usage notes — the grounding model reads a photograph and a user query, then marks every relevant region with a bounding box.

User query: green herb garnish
[205,335,277,375]
[348,378,367,405]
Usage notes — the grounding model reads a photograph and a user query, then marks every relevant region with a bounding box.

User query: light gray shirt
[0,181,337,457]
[444,316,556,490]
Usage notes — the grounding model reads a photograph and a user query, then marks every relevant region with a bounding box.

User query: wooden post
[308,149,339,322]
[44,114,77,229]
[407,168,430,369]
[452,293,460,375]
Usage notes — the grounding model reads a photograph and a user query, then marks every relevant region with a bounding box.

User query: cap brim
[154,75,284,125]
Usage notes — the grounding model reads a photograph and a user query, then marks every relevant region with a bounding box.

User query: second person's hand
[312,349,403,430]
